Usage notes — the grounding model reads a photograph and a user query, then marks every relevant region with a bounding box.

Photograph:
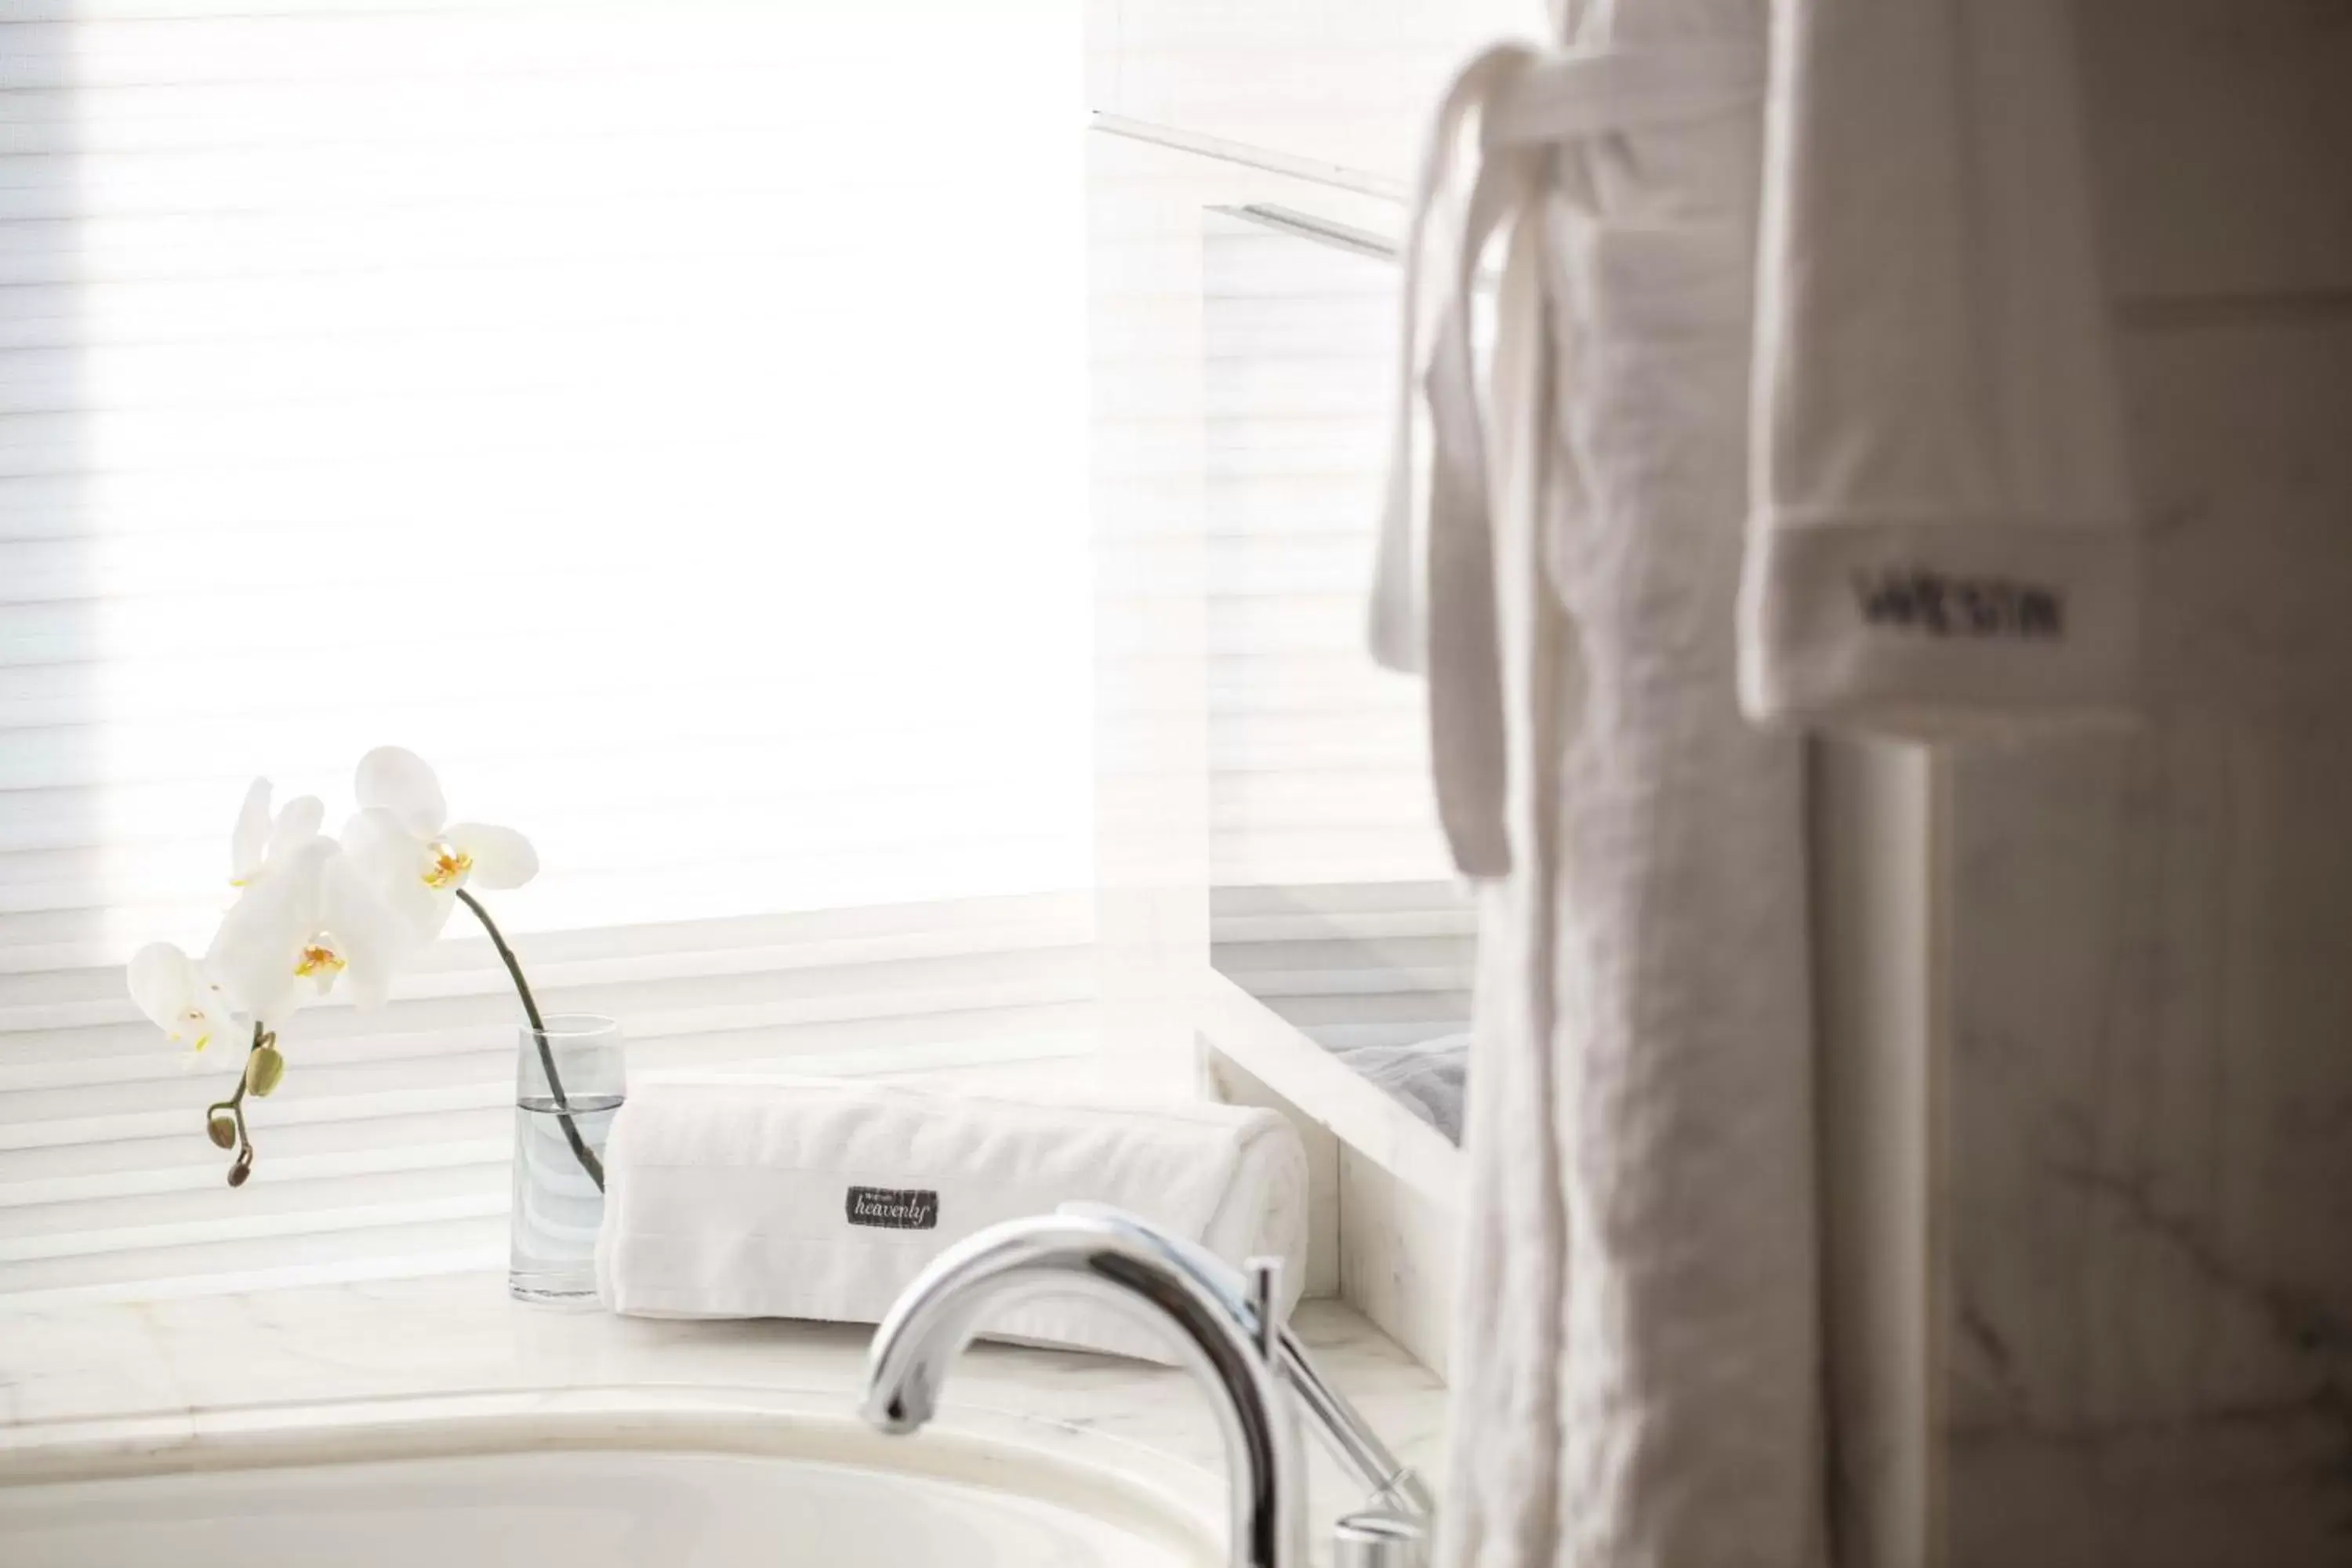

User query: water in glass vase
[509,1092,622,1303]
[507,1013,624,1305]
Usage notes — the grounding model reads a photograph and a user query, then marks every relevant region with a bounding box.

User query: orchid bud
[245,1044,285,1098]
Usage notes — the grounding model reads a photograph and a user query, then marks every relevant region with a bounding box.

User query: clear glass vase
[508,1013,624,1305]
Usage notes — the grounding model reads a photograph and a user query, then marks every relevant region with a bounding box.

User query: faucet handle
[1244,1255,1283,1358]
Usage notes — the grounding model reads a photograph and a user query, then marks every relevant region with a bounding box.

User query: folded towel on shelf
[594,1075,1310,1363]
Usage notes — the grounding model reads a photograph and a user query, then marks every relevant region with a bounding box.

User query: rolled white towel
[593,1075,1310,1363]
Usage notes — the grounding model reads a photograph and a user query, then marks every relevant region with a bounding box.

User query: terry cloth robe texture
[1371,1,1820,1564]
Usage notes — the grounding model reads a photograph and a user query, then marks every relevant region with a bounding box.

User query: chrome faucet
[859,1209,1431,1568]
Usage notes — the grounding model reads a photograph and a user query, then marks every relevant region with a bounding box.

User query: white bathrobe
[1741,0,2138,734]
[1378,2,1817,1563]
[1374,1,2132,1564]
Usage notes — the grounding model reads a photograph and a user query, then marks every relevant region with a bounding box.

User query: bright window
[0,1,1091,1303]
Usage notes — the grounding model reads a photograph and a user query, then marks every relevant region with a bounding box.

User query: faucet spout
[861,1211,1305,1568]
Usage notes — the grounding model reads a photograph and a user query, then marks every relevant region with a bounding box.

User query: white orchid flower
[206,836,408,1018]
[343,746,537,944]
[126,942,241,1058]
[228,777,325,887]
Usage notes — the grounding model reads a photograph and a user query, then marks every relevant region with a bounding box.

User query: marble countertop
[0,1272,1448,1542]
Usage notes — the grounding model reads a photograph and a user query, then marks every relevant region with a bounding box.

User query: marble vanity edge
[0,1382,1228,1551]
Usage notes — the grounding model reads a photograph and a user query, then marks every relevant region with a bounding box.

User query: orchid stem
[456,887,604,1192]
[205,1024,264,1186]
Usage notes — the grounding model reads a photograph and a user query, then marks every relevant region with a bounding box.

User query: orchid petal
[191,976,242,1056]
[447,822,537,890]
[127,942,196,1033]
[340,807,418,885]
[342,808,448,945]
[136,942,247,1055]
[266,794,325,866]
[413,884,462,942]
[338,966,394,1011]
[230,779,272,885]
[355,746,447,837]
[320,852,411,1008]
[208,948,301,1024]
[279,835,339,910]
[205,859,318,1022]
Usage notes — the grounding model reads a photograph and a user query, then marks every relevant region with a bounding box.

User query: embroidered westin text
[1853,568,2065,640]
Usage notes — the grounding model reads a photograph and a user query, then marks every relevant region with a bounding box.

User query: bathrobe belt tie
[1370,41,1765,877]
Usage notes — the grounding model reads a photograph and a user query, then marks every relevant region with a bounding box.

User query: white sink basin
[0,1394,1219,1568]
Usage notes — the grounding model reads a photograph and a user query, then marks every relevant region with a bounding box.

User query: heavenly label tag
[845,1185,940,1230]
